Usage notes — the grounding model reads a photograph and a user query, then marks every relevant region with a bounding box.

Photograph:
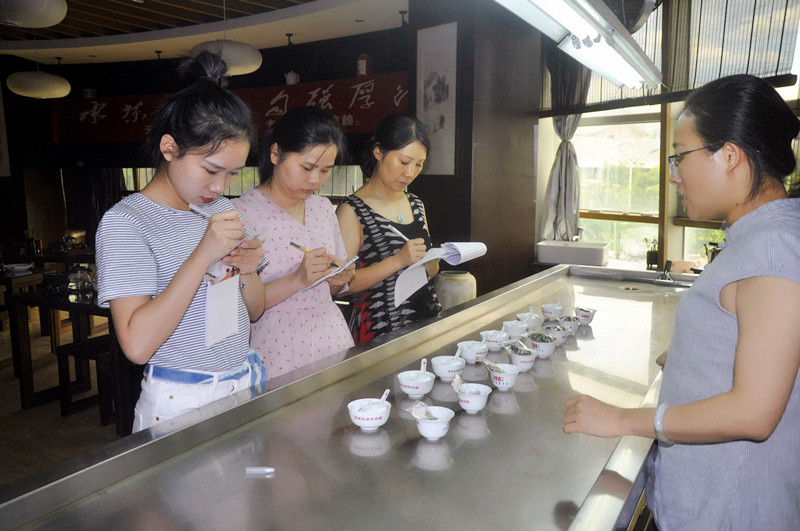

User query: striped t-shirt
[96,194,262,372]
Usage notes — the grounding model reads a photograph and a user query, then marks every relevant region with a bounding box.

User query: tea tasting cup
[517,311,543,331]
[456,340,488,365]
[575,307,597,325]
[556,315,581,335]
[527,332,557,359]
[506,348,536,372]
[347,428,390,457]
[415,406,455,442]
[542,324,569,346]
[480,330,509,351]
[488,363,521,391]
[455,383,492,414]
[397,370,435,399]
[502,320,527,339]
[431,355,466,382]
[347,398,391,432]
[542,303,566,320]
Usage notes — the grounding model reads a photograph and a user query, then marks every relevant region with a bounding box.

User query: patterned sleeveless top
[341,192,441,344]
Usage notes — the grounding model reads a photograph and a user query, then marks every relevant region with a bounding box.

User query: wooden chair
[56,334,114,425]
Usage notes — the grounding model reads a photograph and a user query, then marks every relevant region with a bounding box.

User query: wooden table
[11,291,141,436]
[1,270,45,378]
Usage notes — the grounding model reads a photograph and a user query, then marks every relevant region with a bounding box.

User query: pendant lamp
[190,0,261,76]
[7,69,70,98]
[6,39,71,99]
[0,0,67,28]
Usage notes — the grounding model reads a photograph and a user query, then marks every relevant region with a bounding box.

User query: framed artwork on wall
[416,21,457,175]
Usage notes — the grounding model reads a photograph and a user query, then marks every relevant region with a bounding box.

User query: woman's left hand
[326,255,355,291]
[563,395,625,438]
[222,237,265,275]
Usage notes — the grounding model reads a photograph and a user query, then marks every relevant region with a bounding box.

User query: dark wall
[407,0,476,247]
[408,0,541,295]
[470,2,541,294]
[0,27,409,247]
[0,55,60,249]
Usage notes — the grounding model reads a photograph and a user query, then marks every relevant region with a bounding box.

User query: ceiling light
[7,70,70,98]
[190,0,261,76]
[493,0,661,89]
[6,35,70,99]
[0,0,67,28]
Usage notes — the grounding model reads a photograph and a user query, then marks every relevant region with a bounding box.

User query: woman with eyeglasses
[563,74,800,529]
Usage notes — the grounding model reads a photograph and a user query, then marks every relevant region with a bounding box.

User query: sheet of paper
[205,276,239,348]
[301,255,359,292]
[394,242,487,307]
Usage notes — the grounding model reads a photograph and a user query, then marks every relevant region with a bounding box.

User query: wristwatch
[654,403,674,446]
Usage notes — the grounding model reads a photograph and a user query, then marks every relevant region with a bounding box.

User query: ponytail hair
[360,113,431,179]
[145,51,256,168]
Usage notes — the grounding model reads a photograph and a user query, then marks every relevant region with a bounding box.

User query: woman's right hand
[294,247,333,287]
[396,238,428,267]
[195,209,246,265]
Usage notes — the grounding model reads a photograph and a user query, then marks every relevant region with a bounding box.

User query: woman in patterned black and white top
[337,113,441,344]
[96,52,267,432]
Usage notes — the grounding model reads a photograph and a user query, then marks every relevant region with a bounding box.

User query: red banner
[52,72,408,144]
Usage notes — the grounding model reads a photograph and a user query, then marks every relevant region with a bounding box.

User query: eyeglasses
[668,143,723,180]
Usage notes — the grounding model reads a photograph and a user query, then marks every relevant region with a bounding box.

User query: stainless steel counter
[0,266,689,530]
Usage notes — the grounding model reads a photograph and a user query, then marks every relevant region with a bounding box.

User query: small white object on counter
[246,467,275,476]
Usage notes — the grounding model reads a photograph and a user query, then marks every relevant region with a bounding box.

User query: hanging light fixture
[0,0,67,28]
[6,38,71,99]
[7,70,70,99]
[190,0,262,76]
[492,0,661,89]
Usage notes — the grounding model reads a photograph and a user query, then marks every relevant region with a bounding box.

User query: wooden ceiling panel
[0,0,313,42]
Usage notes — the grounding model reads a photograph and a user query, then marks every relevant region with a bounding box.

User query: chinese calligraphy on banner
[52,72,408,144]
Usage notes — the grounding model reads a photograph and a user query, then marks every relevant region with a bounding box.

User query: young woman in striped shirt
[96,52,267,432]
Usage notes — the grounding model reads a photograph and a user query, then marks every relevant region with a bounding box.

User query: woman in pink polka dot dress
[234,107,354,381]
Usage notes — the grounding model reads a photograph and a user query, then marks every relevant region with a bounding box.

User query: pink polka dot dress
[234,189,354,381]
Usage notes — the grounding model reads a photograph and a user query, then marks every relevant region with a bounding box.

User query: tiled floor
[0,311,119,490]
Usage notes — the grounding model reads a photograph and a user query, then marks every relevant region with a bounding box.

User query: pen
[188,203,212,218]
[387,225,409,242]
[290,242,339,268]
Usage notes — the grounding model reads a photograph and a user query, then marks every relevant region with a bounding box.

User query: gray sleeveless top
[648,198,800,530]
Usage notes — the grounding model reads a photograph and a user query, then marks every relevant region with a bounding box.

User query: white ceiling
[0,0,408,65]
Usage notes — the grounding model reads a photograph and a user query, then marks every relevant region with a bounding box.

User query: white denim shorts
[133,352,266,433]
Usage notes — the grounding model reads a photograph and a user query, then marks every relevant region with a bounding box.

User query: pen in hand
[290,241,339,268]
[386,225,410,242]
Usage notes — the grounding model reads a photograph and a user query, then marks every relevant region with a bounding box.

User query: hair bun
[179,51,228,86]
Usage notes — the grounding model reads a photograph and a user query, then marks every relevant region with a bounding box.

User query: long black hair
[145,51,257,168]
[360,113,432,178]
[681,74,800,199]
[258,106,346,185]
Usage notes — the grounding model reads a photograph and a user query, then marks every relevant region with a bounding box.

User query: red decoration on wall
[51,72,408,144]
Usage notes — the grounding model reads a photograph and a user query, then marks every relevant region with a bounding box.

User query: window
[571,105,661,269]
